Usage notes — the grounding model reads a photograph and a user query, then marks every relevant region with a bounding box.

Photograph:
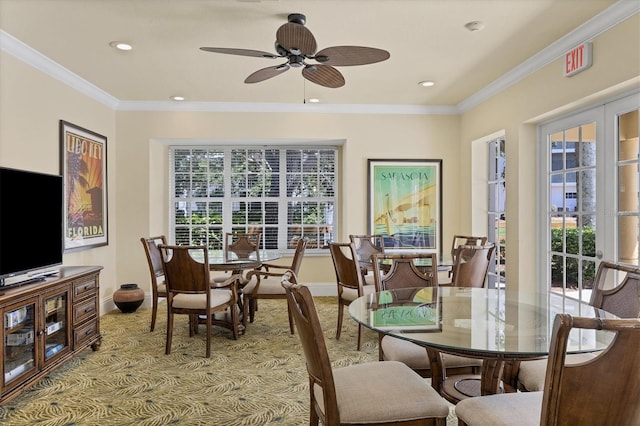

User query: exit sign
[564,42,592,77]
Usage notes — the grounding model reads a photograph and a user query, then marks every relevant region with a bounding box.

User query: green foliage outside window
[550,227,596,288]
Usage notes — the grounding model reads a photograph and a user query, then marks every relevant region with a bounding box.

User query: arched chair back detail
[589,260,640,319]
[450,243,495,288]
[348,234,385,286]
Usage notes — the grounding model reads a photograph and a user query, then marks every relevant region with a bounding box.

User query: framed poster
[368,159,442,256]
[60,120,108,251]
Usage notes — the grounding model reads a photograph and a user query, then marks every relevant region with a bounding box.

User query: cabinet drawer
[73,297,97,325]
[74,320,98,347]
[73,277,97,300]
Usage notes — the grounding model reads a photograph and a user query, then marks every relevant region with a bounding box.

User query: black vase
[113,283,144,313]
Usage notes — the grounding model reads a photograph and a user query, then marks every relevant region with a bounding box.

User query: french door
[539,92,639,302]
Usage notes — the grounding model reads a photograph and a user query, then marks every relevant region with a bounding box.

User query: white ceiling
[0,0,633,111]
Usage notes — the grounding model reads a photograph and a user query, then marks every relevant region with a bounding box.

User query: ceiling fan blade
[200,47,281,59]
[276,22,317,56]
[314,46,390,66]
[245,64,290,84]
[302,65,345,88]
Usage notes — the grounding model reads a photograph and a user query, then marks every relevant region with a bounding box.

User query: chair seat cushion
[517,352,597,391]
[172,289,233,310]
[455,391,542,426]
[315,361,450,424]
[157,281,167,296]
[381,336,482,369]
[340,285,376,302]
[243,278,286,295]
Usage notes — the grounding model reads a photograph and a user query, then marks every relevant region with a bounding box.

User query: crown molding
[1,1,637,115]
[457,0,639,113]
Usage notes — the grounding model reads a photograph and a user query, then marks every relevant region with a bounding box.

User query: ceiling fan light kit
[200,13,390,88]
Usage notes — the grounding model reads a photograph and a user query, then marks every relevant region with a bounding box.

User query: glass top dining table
[206,249,281,271]
[348,286,618,401]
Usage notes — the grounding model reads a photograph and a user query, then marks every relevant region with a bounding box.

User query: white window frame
[169,145,339,254]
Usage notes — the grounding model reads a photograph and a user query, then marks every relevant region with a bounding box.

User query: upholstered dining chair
[442,235,488,282]
[348,234,385,286]
[372,253,481,379]
[159,244,241,358]
[455,314,640,426]
[281,270,451,426]
[513,260,640,392]
[243,238,307,333]
[210,231,261,286]
[329,242,376,350]
[140,235,167,332]
[447,243,495,288]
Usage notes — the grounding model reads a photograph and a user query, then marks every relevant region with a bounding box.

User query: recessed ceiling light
[418,81,435,87]
[464,21,485,32]
[171,96,185,101]
[109,41,133,51]
[308,98,320,103]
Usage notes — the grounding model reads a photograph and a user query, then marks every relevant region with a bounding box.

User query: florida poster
[60,121,108,251]
[368,159,441,254]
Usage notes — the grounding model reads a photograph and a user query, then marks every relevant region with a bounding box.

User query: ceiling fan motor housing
[288,13,306,25]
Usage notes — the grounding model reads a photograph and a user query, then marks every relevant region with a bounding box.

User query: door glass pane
[617,109,639,266]
[548,122,597,301]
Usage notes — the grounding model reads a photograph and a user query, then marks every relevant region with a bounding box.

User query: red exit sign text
[564,42,592,77]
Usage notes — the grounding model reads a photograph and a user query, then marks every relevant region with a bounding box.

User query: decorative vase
[113,283,144,313]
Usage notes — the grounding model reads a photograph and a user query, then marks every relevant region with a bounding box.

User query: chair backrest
[281,270,339,424]
[372,252,438,291]
[450,235,487,263]
[288,238,308,274]
[225,232,261,261]
[540,314,640,425]
[141,235,167,284]
[589,261,640,318]
[450,243,495,288]
[159,244,210,294]
[349,234,385,265]
[329,242,365,294]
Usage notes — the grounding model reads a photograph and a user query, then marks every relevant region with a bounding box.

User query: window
[487,137,506,288]
[170,146,337,252]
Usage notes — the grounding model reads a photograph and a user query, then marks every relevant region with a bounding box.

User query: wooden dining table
[348,286,619,403]
[203,249,281,332]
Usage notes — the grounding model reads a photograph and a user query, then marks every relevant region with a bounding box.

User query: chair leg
[165,311,174,355]
[150,295,158,332]
[248,297,257,323]
[231,304,240,340]
[287,303,295,335]
[205,311,212,358]
[336,301,344,340]
[357,323,363,351]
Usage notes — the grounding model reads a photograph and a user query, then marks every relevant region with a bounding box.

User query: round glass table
[349,286,618,402]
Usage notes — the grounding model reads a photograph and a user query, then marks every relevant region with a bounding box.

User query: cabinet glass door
[43,290,69,361]
[3,299,37,385]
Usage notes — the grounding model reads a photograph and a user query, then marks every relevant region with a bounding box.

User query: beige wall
[0,53,118,301]
[115,112,461,293]
[0,14,638,308]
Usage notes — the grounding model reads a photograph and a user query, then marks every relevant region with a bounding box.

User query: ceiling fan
[200,13,390,88]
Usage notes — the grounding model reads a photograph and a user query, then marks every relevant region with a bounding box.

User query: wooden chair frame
[140,235,167,332]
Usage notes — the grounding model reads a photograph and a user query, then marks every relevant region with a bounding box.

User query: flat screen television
[0,167,64,287]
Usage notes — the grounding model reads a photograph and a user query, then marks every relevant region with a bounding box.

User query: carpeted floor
[0,297,456,425]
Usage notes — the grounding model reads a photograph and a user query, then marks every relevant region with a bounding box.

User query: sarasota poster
[368,159,441,253]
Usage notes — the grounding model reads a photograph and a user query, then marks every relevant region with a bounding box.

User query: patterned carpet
[0,297,456,425]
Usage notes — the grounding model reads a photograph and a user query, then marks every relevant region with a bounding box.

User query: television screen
[0,167,64,285]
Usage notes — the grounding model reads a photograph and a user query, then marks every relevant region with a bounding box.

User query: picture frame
[367,159,442,256]
[60,120,108,251]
